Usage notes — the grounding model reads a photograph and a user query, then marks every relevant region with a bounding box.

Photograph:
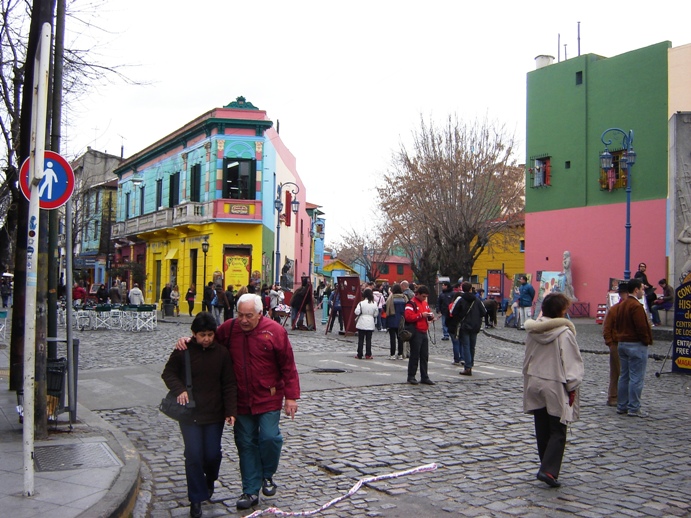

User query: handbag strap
[184,349,195,405]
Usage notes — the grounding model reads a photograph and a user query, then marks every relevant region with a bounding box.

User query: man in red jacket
[404,285,436,385]
[177,293,300,511]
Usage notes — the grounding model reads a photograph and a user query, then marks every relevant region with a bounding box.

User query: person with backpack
[203,282,215,312]
[446,291,464,366]
[437,281,455,341]
[453,282,487,376]
[384,283,407,359]
[211,284,230,326]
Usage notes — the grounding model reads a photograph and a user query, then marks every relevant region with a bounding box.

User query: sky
[61,0,691,245]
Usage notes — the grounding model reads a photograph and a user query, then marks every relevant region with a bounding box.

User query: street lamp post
[600,128,637,280]
[201,238,209,308]
[274,182,300,286]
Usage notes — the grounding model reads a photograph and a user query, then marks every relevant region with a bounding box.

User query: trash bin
[163,303,175,317]
[47,357,67,422]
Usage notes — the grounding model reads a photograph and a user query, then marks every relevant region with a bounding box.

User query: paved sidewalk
[0,334,139,517]
[1,311,688,517]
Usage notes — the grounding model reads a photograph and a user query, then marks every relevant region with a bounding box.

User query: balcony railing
[112,199,262,238]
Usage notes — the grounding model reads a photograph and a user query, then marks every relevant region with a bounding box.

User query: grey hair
[237,293,263,314]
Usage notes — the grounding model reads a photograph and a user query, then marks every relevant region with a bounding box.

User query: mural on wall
[281,257,294,290]
[534,271,564,316]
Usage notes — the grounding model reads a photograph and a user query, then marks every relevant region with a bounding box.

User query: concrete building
[525,41,691,315]
[112,97,310,309]
[69,148,123,288]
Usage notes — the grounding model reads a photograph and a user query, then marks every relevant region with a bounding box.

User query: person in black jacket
[162,312,237,518]
[453,282,486,376]
[203,282,215,312]
[437,281,455,341]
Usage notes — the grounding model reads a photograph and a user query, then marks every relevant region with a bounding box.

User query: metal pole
[24,21,51,498]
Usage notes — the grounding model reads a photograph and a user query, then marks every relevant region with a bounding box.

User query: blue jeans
[179,421,225,503]
[451,335,463,364]
[650,303,671,325]
[617,342,648,413]
[234,411,283,495]
[460,331,478,369]
[290,307,304,327]
[441,315,449,338]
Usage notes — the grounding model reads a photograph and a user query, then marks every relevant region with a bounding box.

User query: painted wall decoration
[224,252,251,291]
[534,271,565,316]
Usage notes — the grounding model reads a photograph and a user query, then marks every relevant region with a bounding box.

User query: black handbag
[398,300,418,341]
[159,349,196,422]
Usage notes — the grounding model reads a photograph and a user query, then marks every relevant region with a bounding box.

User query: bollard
[321,294,329,324]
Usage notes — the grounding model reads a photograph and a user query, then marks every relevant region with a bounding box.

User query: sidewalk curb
[484,323,674,360]
[76,403,141,518]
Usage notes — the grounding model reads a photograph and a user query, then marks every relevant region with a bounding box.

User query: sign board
[672,281,691,374]
[19,151,75,210]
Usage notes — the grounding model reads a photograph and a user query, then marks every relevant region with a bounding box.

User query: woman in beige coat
[523,293,584,488]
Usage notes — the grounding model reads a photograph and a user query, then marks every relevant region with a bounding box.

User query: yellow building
[471,217,525,302]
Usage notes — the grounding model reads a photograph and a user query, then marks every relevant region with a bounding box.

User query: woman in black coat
[162,313,237,518]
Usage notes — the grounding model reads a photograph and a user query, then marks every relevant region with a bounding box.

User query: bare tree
[333,228,394,282]
[378,115,524,285]
[0,0,142,272]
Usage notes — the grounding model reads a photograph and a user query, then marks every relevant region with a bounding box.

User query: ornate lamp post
[274,182,300,285]
[600,128,637,280]
[201,237,209,298]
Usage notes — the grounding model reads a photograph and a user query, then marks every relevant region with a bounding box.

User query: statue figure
[562,250,577,301]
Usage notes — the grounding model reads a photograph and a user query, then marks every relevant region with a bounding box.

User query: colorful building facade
[112,97,310,309]
[525,41,691,315]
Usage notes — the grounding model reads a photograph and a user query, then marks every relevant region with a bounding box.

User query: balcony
[112,199,262,238]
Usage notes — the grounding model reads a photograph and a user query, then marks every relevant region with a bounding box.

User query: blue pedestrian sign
[19,151,75,210]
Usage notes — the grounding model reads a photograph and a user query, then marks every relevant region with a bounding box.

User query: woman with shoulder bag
[523,293,584,488]
[161,312,237,517]
[354,288,379,359]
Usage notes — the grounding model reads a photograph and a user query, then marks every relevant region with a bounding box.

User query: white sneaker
[389,355,396,360]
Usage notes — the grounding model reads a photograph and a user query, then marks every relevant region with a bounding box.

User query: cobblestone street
[56,316,691,517]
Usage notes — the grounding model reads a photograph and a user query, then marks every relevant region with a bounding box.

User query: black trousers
[407,330,429,381]
[357,330,373,358]
[533,407,567,478]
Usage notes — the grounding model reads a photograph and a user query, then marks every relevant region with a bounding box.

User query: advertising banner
[672,281,691,374]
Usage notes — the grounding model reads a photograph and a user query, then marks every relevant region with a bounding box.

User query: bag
[211,293,219,307]
[159,350,196,422]
[398,300,418,341]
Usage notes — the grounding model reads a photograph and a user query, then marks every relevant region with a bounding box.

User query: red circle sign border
[19,151,75,209]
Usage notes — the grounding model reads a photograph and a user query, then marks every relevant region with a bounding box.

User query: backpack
[398,300,418,341]
[211,293,219,307]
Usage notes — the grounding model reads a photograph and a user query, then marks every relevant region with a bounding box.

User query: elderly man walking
[177,295,300,511]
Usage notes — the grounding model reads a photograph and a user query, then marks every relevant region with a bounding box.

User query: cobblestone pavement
[54,315,691,517]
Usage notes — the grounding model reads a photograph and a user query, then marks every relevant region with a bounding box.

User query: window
[599,151,628,192]
[529,157,551,188]
[94,220,100,241]
[169,172,180,207]
[576,71,583,85]
[190,164,201,202]
[139,185,145,215]
[94,190,100,213]
[156,179,163,208]
[223,158,256,200]
[125,192,130,219]
[379,264,389,275]
[397,264,404,275]
[564,161,571,169]
[520,239,525,253]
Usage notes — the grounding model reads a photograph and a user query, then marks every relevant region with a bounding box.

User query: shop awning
[164,249,178,260]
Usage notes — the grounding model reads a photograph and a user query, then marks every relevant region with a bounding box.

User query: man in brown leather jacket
[612,279,653,418]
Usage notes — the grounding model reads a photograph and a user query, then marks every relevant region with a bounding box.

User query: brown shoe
[459,369,472,376]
